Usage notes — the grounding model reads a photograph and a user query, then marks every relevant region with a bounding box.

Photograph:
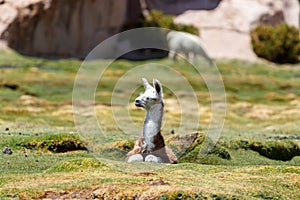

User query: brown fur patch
[126,132,177,164]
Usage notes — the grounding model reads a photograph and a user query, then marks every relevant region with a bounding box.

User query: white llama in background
[126,78,177,164]
[166,30,213,66]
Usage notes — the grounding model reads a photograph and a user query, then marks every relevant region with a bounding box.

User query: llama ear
[153,79,163,97]
[142,78,151,89]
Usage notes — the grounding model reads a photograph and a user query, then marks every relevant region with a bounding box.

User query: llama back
[167,30,213,65]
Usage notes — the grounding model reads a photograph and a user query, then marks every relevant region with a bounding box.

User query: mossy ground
[0,49,300,199]
[1,162,300,199]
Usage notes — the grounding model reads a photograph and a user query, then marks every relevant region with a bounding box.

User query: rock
[145,0,222,15]
[167,132,231,163]
[2,147,12,155]
[0,0,127,58]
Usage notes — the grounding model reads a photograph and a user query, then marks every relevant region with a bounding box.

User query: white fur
[126,78,177,164]
[166,31,213,65]
[133,78,164,162]
[145,155,162,163]
[135,78,163,154]
[127,154,143,162]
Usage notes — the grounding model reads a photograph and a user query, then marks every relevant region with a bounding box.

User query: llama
[126,78,177,164]
[166,30,213,66]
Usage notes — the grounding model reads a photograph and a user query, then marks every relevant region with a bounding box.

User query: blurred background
[0,0,299,62]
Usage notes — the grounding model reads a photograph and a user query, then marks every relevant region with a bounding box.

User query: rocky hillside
[0,0,299,60]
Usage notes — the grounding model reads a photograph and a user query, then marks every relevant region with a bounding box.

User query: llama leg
[188,52,195,64]
[126,137,143,162]
[165,146,178,164]
[127,154,143,162]
[168,51,176,64]
[145,155,162,163]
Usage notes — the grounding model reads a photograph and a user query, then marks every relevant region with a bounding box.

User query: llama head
[134,78,163,110]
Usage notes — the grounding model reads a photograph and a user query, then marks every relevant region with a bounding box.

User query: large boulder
[0,0,127,58]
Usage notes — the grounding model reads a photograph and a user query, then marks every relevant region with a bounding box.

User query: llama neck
[143,102,163,138]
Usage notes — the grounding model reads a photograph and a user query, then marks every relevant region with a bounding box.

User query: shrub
[122,10,199,35]
[251,23,300,64]
[144,10,199,35]
[113,140,134,151]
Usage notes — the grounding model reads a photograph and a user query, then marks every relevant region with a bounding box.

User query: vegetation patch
[230,139,300,161]
[19,133,87,153]
[45,158,107,172]
[159,191,204,200]
[251,23,300,63]
[39,187,242,200]
[251,140,300,161]
[97,140,136,161]
[113,140,135,151]
[123,10,199,35]
[100,148,128,161]
[160,191,241,200]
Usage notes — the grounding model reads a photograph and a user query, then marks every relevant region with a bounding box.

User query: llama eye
[146,97,150,100]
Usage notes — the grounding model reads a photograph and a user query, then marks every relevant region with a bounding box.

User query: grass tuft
[113,140,135,151]
[45,158,107,172]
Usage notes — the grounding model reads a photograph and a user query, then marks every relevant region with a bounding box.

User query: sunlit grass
[0,50,300,199]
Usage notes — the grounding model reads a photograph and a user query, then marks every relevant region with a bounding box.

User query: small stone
[2,147,12,155]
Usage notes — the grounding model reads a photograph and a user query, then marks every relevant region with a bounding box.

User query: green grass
[1,164,299,199]
[0,50,300,199]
